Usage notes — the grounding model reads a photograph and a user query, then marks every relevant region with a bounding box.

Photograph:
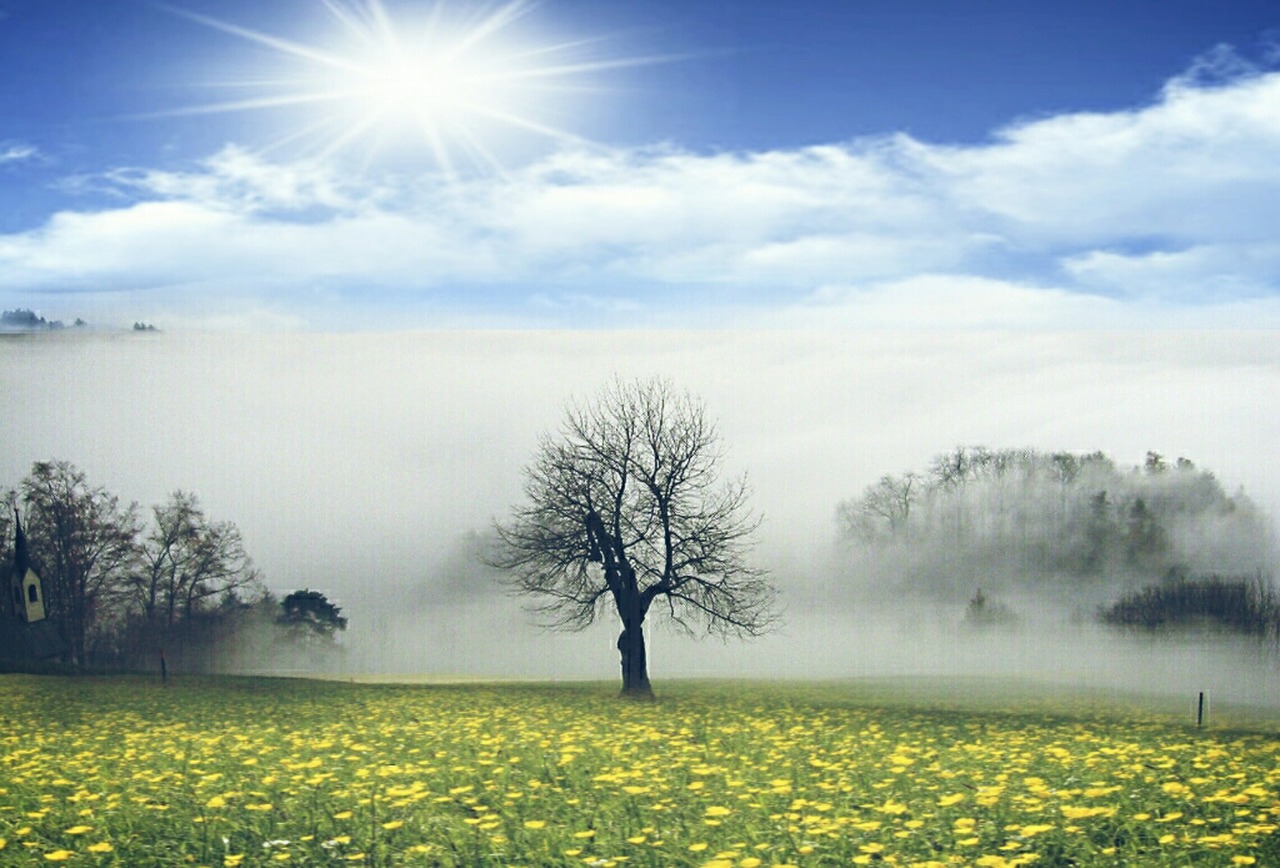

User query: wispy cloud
[3,54,1280,328]
[0,141,40,165]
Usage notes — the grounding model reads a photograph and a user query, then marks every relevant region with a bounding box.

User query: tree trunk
[617,619,652,698]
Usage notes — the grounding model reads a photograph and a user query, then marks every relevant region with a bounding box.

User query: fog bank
[3,330,1279,701]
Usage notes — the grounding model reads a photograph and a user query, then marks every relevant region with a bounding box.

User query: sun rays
[157,0,660,174]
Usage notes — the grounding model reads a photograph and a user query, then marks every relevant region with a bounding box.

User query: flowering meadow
[1,675,1277,866]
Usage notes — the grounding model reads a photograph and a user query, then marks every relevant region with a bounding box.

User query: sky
[2,0,1280,328]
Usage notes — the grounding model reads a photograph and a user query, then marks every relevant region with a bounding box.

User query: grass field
[1,675,1277,866]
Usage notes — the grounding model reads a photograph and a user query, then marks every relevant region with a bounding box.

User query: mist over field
[3,329,1279,704]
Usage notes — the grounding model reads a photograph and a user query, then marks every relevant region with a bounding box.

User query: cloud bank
[3,56,1280,327]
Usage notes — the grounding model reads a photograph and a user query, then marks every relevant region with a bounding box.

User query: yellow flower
[333,811,354,820]
[45,853,75,863]
[705,806,732,817]
[380,820,403,830]
[573,829,596,838]
[224,857,245,867]
[1231,858,1257,866]
[87,843,114,853]
[64,826,93,835]
[523,820,547,830]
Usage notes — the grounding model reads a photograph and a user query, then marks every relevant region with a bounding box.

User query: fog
[3,330,1279,704]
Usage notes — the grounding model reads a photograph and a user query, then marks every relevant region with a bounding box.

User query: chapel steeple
[10,510,47,624]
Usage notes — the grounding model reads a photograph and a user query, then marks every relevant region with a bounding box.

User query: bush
[1099,573,1280,637]
[963,588,1019,628]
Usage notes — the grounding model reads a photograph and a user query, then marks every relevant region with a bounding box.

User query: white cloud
[0,141,40,165]
[4,60,1280,327]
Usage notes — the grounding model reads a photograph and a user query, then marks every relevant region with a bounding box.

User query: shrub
[1099,573,1280,638]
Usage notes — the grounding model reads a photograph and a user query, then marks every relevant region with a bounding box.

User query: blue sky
[3,0,1280,329]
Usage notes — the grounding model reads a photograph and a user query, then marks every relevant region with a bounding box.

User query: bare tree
[20,461,140,664]
[491,378,776,697]
[130,491,262,652]
[838,472,921,543]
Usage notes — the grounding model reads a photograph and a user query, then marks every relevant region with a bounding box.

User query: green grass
[1,675,1277,866]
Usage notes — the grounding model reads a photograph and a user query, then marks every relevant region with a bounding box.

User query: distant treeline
[1,308,85,331]
[1,309,157,332]
[837,447,1277,600]
[2,461,345,672]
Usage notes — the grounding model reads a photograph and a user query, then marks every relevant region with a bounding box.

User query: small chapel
[1,511,65,663]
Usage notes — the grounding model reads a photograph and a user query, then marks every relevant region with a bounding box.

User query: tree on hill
[836,447,1276,596]
[490,378,777,697]
[1,309,64,330]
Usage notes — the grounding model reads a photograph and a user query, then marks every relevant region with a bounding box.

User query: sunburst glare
[158,0,660,174]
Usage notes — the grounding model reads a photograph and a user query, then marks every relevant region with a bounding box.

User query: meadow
[0,675,1277,866]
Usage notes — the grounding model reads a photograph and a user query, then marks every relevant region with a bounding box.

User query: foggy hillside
[835,446,1278,610]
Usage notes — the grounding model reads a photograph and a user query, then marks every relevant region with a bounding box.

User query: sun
[160,0,654,174]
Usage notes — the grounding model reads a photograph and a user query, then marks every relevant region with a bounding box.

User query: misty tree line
[2,461,346,671]
[837,447,1277,597]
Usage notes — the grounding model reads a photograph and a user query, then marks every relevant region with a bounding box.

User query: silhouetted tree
[491,378,777,697]
[129,491,262,654]
[277,589,348,643]
[20,461,140,664]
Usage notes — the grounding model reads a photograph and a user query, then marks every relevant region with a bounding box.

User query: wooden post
[1197,691,1205,728]
[160,649,168,688]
